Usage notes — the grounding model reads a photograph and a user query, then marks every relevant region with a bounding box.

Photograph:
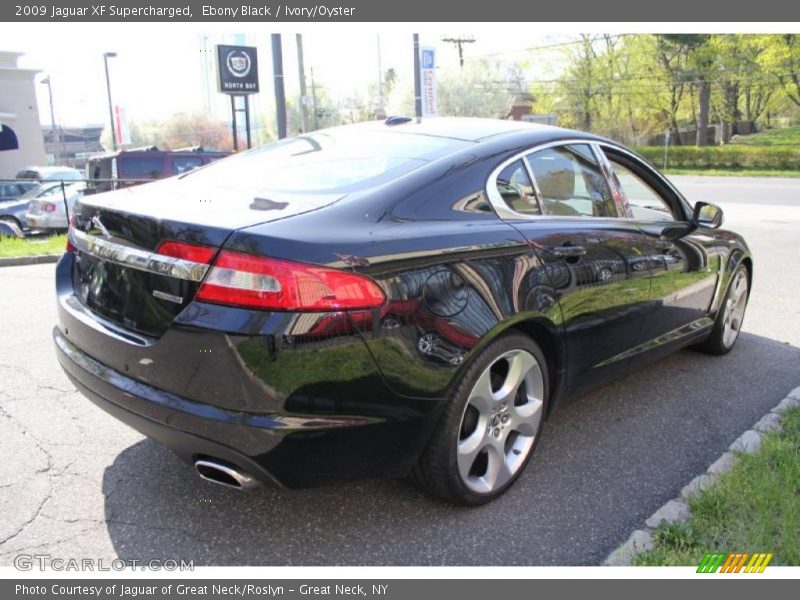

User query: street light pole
[413,34,422,123]
[296,34,310,133]
[41,76,59,165]
[103,52,117,151]
[271,34,287,139]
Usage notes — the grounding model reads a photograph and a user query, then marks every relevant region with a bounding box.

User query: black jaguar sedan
[55,118,751,505]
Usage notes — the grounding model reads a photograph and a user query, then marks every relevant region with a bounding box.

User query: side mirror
[692,201,723,229]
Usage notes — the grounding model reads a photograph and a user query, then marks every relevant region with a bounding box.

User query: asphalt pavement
[0,175,798,566]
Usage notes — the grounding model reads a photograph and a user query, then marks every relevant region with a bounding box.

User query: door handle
[551,245,587,258]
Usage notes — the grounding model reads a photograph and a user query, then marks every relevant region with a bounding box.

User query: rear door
[490,142,656,391]
[601,148,719,342]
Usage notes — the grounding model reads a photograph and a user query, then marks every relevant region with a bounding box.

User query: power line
[464,34,633,61]
[442,36,476,68]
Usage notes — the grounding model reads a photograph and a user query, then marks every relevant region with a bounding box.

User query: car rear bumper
[54,326,443,487]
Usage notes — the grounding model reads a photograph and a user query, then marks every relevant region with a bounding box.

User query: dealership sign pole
[216,44,259,151]
[420,46,438,117]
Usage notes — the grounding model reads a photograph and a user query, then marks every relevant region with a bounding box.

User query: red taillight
[42,202,56,213]
[156,240,217,264]
[196,250,386,312]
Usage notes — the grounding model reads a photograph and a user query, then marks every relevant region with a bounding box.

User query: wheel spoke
[483,444,513,490]
[497,351,537,404]
[732,273,748,306]
[468,368,495,413]
[457,433,486,480]
[509,400,543,436]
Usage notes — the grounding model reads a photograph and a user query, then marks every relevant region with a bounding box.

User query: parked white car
[26,182,86,231]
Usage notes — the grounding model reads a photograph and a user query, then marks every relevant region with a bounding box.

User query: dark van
[85,146,230,193]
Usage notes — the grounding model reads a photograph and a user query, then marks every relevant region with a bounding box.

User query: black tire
[695,264,750,356]
[412,332,548,505]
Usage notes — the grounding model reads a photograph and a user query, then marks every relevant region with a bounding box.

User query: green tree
[757,34,800,109]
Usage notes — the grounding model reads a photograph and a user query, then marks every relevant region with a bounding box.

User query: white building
[0,51,46,178]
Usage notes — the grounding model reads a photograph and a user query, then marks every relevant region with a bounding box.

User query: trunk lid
[70,178,344,337]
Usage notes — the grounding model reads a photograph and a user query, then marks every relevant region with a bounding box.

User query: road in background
[0,176,798,566]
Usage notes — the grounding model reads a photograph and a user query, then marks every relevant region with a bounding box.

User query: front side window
[606,157,677,221]
[495,160,540,215]
[527,144,617,217]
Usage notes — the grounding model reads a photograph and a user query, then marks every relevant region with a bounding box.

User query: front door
[493,143,657,392]
[602,149,720,345]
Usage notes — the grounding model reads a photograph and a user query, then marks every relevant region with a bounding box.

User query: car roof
[337,117,562,143]
[20,166,80,174]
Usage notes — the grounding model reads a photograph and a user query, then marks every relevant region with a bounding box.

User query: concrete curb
[0,255,59,267]
[603,385,800,566]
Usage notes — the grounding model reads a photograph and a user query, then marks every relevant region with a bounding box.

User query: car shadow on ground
[101,331,800,566]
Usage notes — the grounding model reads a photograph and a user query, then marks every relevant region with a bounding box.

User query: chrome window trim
[69,228,210,282]
[592,142,631,218]
[486,137,691,222]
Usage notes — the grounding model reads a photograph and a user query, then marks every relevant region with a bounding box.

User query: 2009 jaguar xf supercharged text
[54,118,751,504]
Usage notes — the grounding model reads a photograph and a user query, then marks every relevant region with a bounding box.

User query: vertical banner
[114,105,131,146]
[420,46,437,117]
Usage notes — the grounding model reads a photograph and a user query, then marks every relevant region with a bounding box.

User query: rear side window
[119,157,164,179]
[495,160,540,215]
[527,144,617,217]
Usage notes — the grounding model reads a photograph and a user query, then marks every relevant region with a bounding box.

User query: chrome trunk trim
[69,228,210,282]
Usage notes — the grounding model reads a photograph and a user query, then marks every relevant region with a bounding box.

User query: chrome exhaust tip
[194,459,259,491]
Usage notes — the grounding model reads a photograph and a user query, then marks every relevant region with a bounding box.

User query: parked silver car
[26,182,86,231]
[0,182,63,234]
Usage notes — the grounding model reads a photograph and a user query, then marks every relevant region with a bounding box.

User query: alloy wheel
[456,349,544,494]
[722,270,748,349]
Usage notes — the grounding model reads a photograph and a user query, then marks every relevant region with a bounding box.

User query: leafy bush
[634,146,800,170]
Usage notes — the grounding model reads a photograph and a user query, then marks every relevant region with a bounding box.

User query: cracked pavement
[0,176,798,566]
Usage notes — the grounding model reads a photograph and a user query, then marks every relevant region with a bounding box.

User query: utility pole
[296,34,310,133]
[41,76,60,165]
[442,36,475,68]
[310,67,319,130]
[413,34,422,122]
[375,34,385,119]
[103,52,117,151]
[271,34,287,139]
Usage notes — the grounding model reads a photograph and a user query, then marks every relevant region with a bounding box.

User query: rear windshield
[181,129,471,194]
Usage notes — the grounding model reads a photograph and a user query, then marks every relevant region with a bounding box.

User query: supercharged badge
[152,290,184,304]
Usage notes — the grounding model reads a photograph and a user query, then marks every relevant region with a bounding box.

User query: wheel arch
[509,318,565,418]
[740,255,753,294]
